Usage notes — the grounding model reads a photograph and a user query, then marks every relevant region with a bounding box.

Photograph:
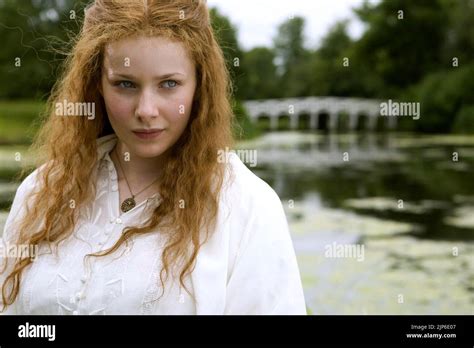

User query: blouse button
[81,275,88,283]
[76,292,84,300]
[116,218,122,224]
[111,184,118,191]
[73,310,79,315]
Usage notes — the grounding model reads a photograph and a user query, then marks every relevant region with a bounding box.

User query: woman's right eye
[116,80,136,89]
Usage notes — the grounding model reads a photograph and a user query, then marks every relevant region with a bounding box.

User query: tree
[273,16,312,97]
[309,21,365,97]
[318,20,352,61]
[409,64,474,133]
[209,7,247,100]
[441,0,474,67]
[273,16,308,75]
[352,0,447,95]
[240,47,278,100]
[0,0,87,99]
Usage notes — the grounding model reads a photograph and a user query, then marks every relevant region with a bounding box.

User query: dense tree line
[1,0,473,132]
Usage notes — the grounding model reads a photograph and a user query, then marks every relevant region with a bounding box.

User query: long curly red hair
[1,0,234,311]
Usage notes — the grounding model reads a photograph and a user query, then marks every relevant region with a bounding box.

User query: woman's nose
[135,89,160,120]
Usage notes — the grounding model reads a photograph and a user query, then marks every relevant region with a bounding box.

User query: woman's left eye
[161,80,178,89]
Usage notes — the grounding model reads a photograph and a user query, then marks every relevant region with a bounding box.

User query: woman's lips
[132,129,164,139]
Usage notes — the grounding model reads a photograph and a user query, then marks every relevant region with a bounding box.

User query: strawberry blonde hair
[1,0,234,311]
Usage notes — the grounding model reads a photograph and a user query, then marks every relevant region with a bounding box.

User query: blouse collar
[97,133,119,162]
[96,133,162,205]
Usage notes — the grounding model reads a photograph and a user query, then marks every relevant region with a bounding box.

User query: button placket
[71,267,93,315]
[73,256,97,314]
[98,214,124,250]
[65,154,118,316]
[107,162,117,189]
[106,157,123,219]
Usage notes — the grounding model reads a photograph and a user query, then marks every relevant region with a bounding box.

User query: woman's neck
[111,141,166,189]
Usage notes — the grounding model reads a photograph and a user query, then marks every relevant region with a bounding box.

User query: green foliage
[453,105,474,134]
[231,100,260,140]
[256,117,271,132]
[273,16,308,74]
[441,0,474,66]
[308,21,365,97]
[0,100,45,144]
[353,0,447,92]
[410,64,474,133]
[209,8,247,100]
[0,0,88,99]
[318,20,352,61]
[241,47,278,99]
[273,16,313,98]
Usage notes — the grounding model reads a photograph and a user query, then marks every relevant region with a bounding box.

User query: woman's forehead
[103,36,194,76]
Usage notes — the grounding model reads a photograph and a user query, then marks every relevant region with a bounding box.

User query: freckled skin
[101,36,197,159]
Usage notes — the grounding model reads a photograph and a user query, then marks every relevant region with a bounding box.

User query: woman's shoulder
[221,151,284,216]
[225,152,279,196]
[12,165,44,201]
[2,164,46,242]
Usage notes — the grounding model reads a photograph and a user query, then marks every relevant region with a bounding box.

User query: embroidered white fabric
[0,134,307,315]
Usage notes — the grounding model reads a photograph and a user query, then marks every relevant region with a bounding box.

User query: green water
[238,132,474,314]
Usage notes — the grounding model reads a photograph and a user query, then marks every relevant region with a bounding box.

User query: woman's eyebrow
[111,72,185,80]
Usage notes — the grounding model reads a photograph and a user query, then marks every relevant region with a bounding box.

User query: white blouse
[1,134,306,315]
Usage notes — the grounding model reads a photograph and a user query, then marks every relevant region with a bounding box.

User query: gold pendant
[121,197,136,213]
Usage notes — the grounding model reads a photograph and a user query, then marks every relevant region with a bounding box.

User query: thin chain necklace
[113,149,160,213]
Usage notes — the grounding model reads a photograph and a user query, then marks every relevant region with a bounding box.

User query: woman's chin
[130,143,168,159]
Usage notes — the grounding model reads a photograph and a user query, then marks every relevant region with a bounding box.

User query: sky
[206,0,378,51]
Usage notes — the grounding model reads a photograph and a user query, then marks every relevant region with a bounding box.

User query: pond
[237,132,474,314]
[0,132,473,314]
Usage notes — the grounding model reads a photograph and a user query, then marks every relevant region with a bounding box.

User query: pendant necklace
[113,150,160,213]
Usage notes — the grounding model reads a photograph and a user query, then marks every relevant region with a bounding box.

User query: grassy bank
[0,100,45,145]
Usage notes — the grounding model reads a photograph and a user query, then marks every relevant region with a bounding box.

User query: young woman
[0,0,306,315]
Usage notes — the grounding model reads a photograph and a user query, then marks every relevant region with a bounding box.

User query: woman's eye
[161,80,178,89]
[117,81,135,89]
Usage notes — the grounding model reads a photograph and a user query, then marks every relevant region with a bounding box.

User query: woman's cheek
[177,90,195,121]
[163,98,191,128]
[106,93,135,123]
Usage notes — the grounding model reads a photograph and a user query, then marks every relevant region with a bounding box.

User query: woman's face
[101,36,197,158]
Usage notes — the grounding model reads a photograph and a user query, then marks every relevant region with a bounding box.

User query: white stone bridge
[243,97,396,131]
